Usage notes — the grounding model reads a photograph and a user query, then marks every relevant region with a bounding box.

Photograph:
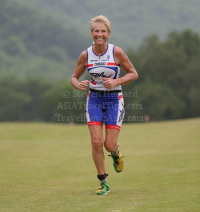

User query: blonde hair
[90,15,111,33]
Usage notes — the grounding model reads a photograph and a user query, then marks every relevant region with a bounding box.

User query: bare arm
[70,51,89,90]
[102,46,138,89]
[115,46,138,85]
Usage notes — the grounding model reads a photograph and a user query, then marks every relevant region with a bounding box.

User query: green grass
[0,118,200,212]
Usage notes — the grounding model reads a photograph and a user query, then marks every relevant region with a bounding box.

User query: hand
[102,78,117,90]
[78,80,89,90]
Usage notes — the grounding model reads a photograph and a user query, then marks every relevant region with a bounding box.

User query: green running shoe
[95,182,110,195]
[109,151,124,173]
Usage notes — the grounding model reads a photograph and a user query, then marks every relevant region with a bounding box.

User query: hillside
[2,0,200,80]
[0,0,91,81]
[11,0,200,50]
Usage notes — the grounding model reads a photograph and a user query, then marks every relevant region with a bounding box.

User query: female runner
[71,15,138,195]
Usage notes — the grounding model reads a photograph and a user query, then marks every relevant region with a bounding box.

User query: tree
[124,29,200,120]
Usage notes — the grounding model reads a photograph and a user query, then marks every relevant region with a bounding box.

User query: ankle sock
[100,178,108,184]
[97,173,108,184]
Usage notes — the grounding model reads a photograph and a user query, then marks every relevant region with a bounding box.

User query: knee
[91,136,103,152]
[104,141,117,153]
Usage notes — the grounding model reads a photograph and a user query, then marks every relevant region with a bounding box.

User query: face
[91,22,110,45]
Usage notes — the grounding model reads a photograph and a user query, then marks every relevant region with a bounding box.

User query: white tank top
[86,43,122,91]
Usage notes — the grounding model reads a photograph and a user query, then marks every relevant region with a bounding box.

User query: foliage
[0,27,200,121]
[0,0,90,80]
[122,29,200,121]
[0,77,53,121]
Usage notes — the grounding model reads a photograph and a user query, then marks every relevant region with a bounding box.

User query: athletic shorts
[86,90,125,130]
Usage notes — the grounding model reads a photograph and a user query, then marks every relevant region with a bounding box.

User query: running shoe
[109,151,124,173]
[95,182,110,195]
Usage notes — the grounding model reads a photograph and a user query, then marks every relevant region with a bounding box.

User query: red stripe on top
[107,62,117,66]
[87,64,93,68]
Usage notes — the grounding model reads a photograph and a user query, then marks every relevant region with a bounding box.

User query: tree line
[0,29,199,122]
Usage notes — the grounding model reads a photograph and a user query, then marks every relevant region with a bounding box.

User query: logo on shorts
[118,107,124,123]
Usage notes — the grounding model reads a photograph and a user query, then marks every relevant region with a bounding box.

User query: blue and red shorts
[86,89,125,130]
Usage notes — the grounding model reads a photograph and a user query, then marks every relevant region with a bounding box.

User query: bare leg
[104,129,120,153]
[104,128,124,173]
[89,125,105,175]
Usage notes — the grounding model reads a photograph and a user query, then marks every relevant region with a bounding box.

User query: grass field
[0,118,200,212]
